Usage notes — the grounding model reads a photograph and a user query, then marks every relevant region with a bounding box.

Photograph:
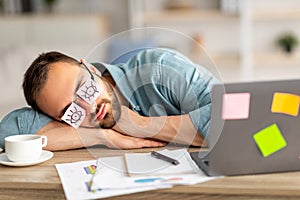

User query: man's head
[23,51,79,112]
[23,51,121,129]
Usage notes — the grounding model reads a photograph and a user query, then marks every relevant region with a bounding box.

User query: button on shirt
[0,48,218,149]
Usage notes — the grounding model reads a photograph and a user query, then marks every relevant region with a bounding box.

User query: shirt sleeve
[157,48,219,139]
[0,107,53,149]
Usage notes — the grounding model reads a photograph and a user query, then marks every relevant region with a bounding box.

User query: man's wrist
[77,127,110,147]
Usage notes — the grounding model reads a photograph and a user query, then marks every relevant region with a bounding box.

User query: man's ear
[90,66,97,75]
[79,58,85,64]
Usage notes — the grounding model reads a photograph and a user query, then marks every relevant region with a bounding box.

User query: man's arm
[110,48,216,147]
[113,106,207,147]
[37,120,166,151]
[0,107,52,150]
[0,107,165,151]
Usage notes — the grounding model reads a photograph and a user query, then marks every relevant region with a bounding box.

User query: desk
[1,147,300,200]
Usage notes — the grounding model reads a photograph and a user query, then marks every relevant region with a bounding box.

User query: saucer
[0,150,53,167]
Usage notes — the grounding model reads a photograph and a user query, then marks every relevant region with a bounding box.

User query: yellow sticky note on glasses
[253,124,287,157]
[271,92,300,116]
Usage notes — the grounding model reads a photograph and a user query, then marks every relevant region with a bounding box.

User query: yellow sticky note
[271,92,300,116]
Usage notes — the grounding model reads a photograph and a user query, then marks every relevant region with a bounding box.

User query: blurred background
[0,0,300,119]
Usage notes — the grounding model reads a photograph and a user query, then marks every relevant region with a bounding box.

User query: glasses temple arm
[81,61,95,81]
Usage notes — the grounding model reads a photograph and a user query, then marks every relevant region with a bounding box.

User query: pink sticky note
[222,93,251,120]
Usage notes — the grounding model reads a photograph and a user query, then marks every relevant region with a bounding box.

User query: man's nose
[75,98,96,114]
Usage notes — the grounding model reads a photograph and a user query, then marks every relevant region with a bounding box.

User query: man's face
[36,62,121,128]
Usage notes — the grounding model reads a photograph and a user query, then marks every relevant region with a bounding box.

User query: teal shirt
[0,48,218,149]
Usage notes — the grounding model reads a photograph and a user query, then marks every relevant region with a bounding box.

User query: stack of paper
[55,149,219,200]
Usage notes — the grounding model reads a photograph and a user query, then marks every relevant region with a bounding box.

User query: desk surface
[1,147,300,200]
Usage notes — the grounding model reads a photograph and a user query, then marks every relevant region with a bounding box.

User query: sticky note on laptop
[222,93,250,120]
[253,123,287,157]
[271,92,300,116]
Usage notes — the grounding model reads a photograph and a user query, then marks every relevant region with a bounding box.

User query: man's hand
[102,129,166,149]
[113,106,164,138]
[113,106,206,147]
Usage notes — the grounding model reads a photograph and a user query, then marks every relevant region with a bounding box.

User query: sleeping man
[0,48,219,151]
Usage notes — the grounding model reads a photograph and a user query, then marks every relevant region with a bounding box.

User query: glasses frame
[81,61,95,81]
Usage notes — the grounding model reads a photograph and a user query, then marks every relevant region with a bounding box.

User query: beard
[96,96,121,128]
[88,79,121,128]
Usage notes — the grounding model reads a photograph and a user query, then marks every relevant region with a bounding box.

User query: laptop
[190,79,300,176]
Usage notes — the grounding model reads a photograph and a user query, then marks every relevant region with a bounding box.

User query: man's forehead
[47,62,103,91]
[48,61,80,70]
[48,62,84,79]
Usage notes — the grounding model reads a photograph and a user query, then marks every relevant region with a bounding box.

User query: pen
[150,151,180,165]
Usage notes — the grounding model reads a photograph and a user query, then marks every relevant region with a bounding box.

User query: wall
[129,0,300,82]
[33,0,130,34]
[1,0,300,119]
[0,0,119,119]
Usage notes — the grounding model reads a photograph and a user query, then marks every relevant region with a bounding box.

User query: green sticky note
[253,124,287,157]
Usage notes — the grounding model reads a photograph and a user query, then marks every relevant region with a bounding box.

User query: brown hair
[22,51,80,112]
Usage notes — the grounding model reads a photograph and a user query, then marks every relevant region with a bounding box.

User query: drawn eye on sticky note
[222,93,250,120]
[271,92,300,117]
[253,123,287,157]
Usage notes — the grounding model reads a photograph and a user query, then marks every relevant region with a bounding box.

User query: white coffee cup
[5,135,47,162]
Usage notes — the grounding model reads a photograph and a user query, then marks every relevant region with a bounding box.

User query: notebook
[124,149,199,176]
[190,79,300,176]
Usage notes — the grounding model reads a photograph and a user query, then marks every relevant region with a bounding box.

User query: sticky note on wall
[222,93,250,120]
[253,124,287,157]
[271,92,300,116]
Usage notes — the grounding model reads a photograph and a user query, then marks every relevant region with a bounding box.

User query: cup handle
[41,136,48,148]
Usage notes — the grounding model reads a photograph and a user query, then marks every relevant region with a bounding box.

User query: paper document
[124,149,199,176]
[55,149,219,200]
[90,149,218,192]
[56,159,170,200]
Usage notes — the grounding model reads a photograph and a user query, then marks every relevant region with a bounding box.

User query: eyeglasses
[61,61,103,128]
